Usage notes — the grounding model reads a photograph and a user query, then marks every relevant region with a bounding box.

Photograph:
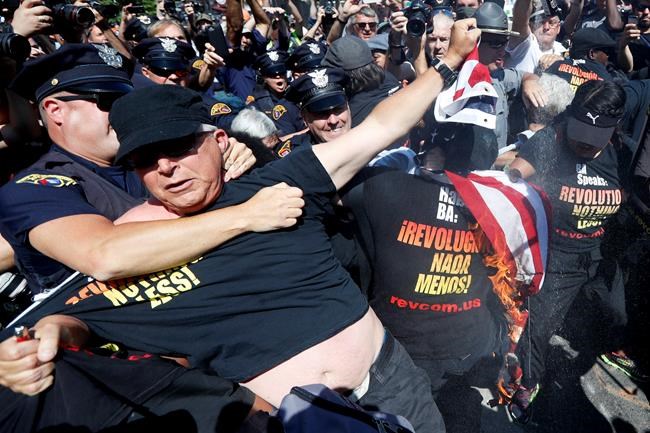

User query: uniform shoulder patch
[211,102,232,116]
[276,140,292,158]
[192,59,206,70]
[15,174,77,187]
[245,95,255,105]
[272,104,287,120]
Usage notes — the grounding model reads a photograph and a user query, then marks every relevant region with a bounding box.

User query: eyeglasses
[483,38,508,49]
[354,22,378,31]
[53,93,125,112]
[146,65,190,78]
[128,133,207,169]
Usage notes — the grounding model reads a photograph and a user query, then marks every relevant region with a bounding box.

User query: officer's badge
[276,140,292,158]
[246,95,255,105]
[268,51,280,62]
[211,102,232,116]
[272,104,287,120]
[308,69,328,88]
[307,43,320,54]
[161,38,178,53]
[96,44,123,68]
[192,59,206,70]
[16,174,77,188]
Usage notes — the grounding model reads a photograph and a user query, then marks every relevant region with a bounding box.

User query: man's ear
[588,49,596,60]
[213,129,230,152]
[41,98,64,126]
[141,66,152,78]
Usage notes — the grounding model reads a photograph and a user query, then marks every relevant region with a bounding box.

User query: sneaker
[599,352,649,382]
[507,383,539,424]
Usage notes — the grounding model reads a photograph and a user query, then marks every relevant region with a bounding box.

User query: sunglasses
[127,133,208,169]
[53,92,124,112]
[146,65,190,78]
[354,22,378,31]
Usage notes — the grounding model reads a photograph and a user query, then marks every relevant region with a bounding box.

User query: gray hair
[349,7,378,25]
[230,108,279,140]
[527,73,574,125]
[432,13,454,31]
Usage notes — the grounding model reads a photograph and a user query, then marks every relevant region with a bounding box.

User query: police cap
[286,41,327,73]
[10,43,133,103]
[285,67,348,113]
[133,37,196,72]
[255,50,289,76]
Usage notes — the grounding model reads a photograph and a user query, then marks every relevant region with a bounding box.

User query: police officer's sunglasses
[146,65,190,78]
[53,92,125,112]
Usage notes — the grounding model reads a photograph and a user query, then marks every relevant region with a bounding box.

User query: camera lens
[406,15,426,37]
[0,33,30,61]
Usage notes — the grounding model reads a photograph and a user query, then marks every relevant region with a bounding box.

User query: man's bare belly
[241,308,385,407]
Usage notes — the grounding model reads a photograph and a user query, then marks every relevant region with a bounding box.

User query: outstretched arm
[315,19,481,189]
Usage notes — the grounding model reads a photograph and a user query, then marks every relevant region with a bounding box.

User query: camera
[88,0,120,20]
[403,0,432,37]
[44,0,95,30]
[0,32,30,61]
[324,0,335,15]
[164,0,177,15]
[127,4,145,14]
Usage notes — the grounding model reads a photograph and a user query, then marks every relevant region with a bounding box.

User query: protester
[507,80,629,422]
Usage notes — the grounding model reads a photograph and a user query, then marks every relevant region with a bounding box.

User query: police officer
[280,67,351,156]
[286,40,327,79]
[132,37,245,129]
[132,37,197,88]
[250,50,304,136]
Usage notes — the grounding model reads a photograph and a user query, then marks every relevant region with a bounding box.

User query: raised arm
[510,0,532,47]
[247,0,271,39]
[315,19,481,189]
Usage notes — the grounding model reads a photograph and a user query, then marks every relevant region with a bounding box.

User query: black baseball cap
[111,85,213,163]
[566,104,621,149]
[569,28,616,58]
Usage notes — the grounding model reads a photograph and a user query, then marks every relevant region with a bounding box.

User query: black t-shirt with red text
[518,125,622,254]
[345,169,497,360]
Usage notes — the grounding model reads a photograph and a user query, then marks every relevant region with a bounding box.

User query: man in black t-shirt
[5,23,481,432]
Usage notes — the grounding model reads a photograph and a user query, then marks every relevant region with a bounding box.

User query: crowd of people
[0,0,648,431]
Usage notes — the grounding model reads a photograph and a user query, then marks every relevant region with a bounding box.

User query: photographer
[326,0,378,44]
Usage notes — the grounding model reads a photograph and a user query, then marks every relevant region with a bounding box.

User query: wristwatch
[430,58,458,89]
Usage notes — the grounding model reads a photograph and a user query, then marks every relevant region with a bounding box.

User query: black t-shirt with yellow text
[518,125,622,254]
[345,169,497,360]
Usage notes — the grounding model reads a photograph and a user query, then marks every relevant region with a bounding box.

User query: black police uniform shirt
[0,145,147,294]
[14,148,369,383]
[518,124,622,254]
[250,85,304,135]
[343,168,497,360]
[215,29,268,101]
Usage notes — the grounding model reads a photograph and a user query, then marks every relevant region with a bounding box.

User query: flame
[470,224,528,351]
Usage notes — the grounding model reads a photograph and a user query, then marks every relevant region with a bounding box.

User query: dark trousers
[357,331,446,433]
[516,248,627,389]
[412,318,505,400]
